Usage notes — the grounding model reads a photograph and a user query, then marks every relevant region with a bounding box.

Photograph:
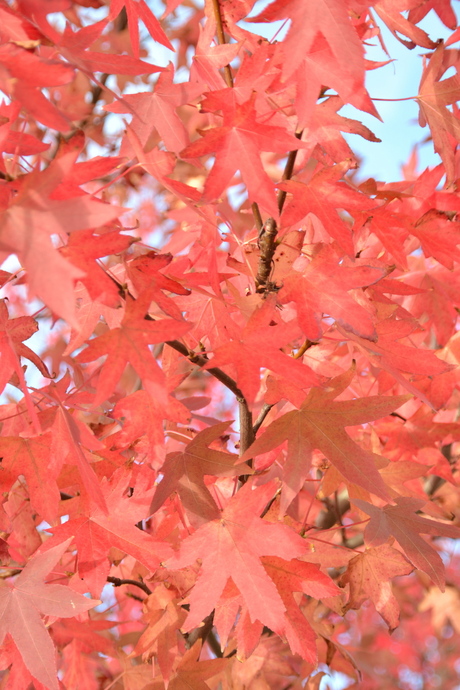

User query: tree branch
[238,397,254,457]
[254,132,303,293]
[107,576,152,596]
[185,611,215,649]
[210,0,234,88]
[165,339,245,400]
[252,403,273,435]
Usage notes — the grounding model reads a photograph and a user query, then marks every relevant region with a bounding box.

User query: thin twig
[252,403,273,434]
[185,611,215,649]
[254,131,303,293]
[293,339,315,359]
[165,338,245,399]
[210,0,234,88]
[207,630,223,657]
[238,398,254,456]
[107,576,152,596]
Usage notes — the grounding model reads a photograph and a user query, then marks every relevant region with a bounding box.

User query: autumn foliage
[2,0,460,688]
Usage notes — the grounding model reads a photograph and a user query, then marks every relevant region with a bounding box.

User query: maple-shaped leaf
[150,422,251,526]
[127,252,191,320]
[191,17,242,90]
[111,389,190,457]
[278,161,377,255]
[0,537,99,690]
[133,583,187,684]
[250,0,365,83]
[180,94,307,218]
[340,317,452,407]
[294,96,381,166]
[0,152,126,327]
[57,20,165,76]
[262,556,340,663]
[358,203,412,268]
[354,497,460,590]
[48,396,109,516]
[62,284,122,357]
[409,267,460,347]
[0,433,60,524]
[417,43,460,184]
[338,543,414,631]
[291,34,378,128]
[166,481,308,632]
[168,640,227,690]
[240,368,408,508]
[374,0,439,49]
[411,209,460,269]
[76,296,191,406]
[278,245,383,341]
[203,295,320,403]
[47,468,173,596]
[419,585,460,634]
[105,64,202,154]
[0,43,74,132]
[0,299,52,405]
[109,0,173,57]
[60,229,136,307]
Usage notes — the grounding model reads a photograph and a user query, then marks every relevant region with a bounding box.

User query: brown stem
[107,576,152,596]
[425,443,454,497]
[253,403,273,435]
[165,339,245,400]
[255,217,278,293]
[185,611,215,649]
[210,0,234,88]
[252,202,264,233]
[254,132,303,293]
[207,630,223,657]
[238,397,254,458]
[293,339,315,359]
[315,494,350,531]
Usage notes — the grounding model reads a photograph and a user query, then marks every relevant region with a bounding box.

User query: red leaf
[250,0,365,84]
[0,538,99,690]
[278,244,384,341]
[263,556,340,662]
[109,0,173,56]
[47,468,172,596]
[202,295,320,402]
[0,434,60,524]
[354,497,460,590]
[150,421,251,526]
[166,481,308,632]
[417,43,460,184]
[339,544,414,630]
[181,94,307,217]
[76,296,191,406]
[241,368,409,508]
